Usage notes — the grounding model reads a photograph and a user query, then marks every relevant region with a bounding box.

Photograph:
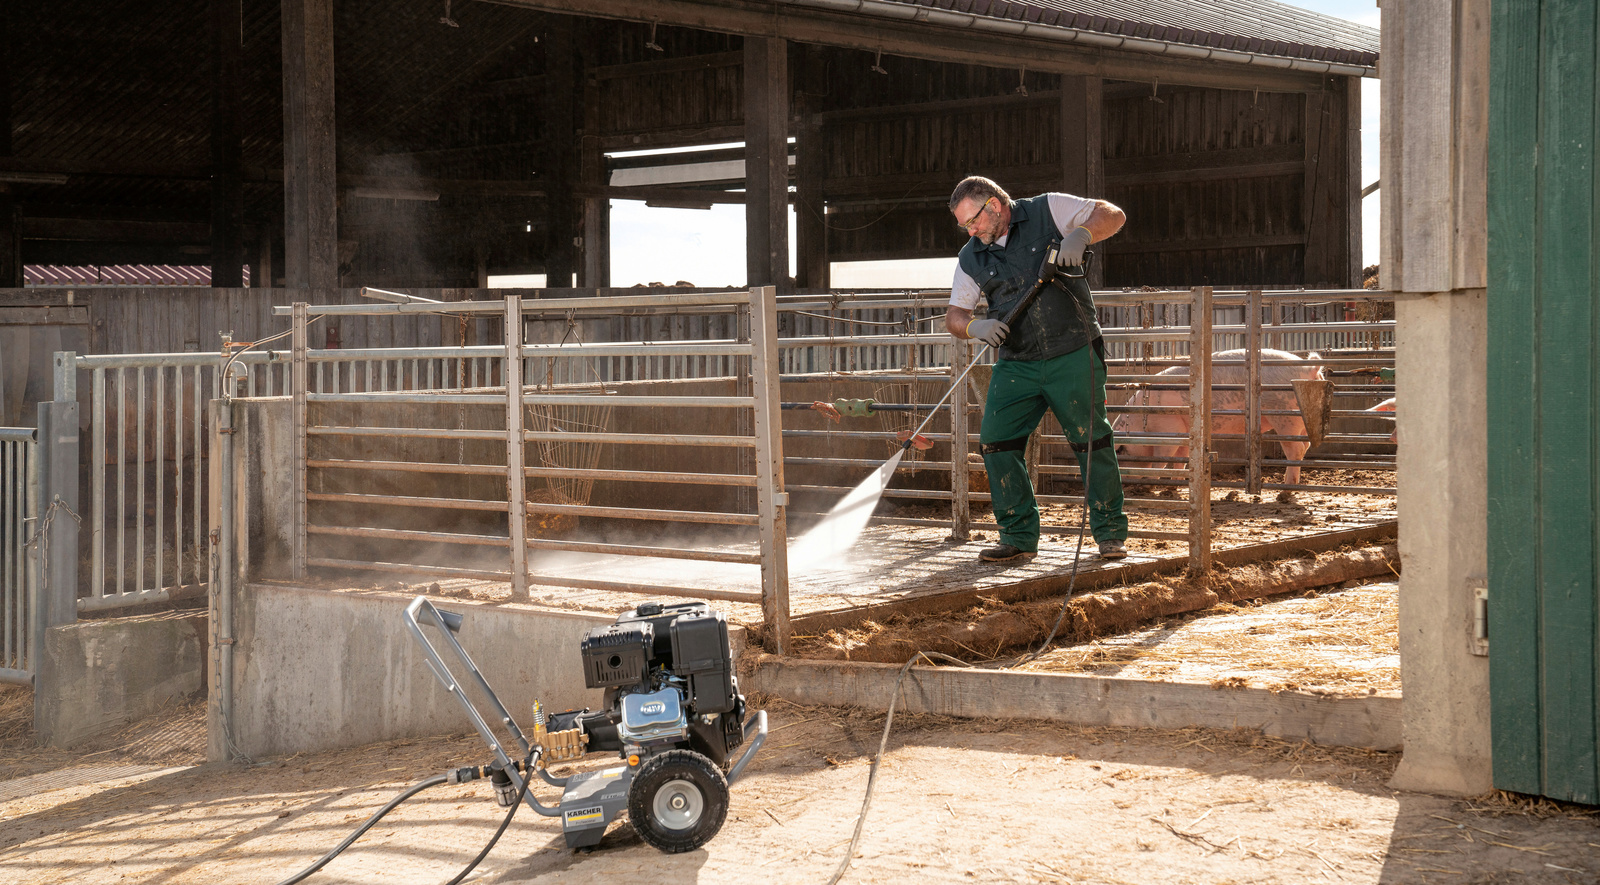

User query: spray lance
[897,243,1089,449]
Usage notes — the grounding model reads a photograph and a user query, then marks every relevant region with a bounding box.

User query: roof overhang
[485,0,1375,91]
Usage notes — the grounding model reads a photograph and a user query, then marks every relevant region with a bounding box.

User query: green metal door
[1488,0,1600,803]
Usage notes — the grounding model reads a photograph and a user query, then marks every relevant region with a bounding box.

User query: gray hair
[949,176,1011,212]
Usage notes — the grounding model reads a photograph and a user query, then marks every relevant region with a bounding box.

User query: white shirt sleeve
[1047,192,1096,235]
[949,264,982,310]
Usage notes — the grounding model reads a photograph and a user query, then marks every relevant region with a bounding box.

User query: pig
[1113,349,1325,485]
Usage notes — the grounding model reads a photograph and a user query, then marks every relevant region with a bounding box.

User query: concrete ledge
[37,611,207,748]
[219,584,750,761]
[748,655,1401,751]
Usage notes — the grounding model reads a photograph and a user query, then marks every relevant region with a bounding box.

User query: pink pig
[1113,348,1324,484]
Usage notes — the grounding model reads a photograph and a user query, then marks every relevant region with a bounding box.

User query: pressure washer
[274,598,765,884]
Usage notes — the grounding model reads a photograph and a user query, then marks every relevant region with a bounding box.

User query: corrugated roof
[894,0,1379,67]
[24,265,252,287]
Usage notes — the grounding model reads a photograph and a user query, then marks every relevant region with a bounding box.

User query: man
[945,175,1130,563]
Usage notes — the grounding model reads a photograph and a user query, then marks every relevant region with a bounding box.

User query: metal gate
[1,427,38,685]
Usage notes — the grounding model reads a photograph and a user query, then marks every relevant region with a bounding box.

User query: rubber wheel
[627,749,729,853]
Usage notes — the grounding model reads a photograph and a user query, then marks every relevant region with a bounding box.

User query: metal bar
[135,367,146,594]
[307,459,509,475]
[523,573,763,603]
[504,295,529,599]
[273,290,755,316]
[525,499,761,526]
[1245,289,1263,496]
[192,366,203,588]
[749,286,790,653]
[1187,286,1213,573]
[91,368,105,601]
[782,429,954,441]
[309,426,506,441]
[525,466,756,486]
[292,304,308,580]
[155,367,165,589]
[307,492,509,512]
[525,537,763,564]
[172,367,185,586]
[312,557,511,581]
[950,338,971,541]
[308,524,511,547]
[115,367,126,597]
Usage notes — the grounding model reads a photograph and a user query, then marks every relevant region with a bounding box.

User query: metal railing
[1,427,38,685]
[274,290,794,646]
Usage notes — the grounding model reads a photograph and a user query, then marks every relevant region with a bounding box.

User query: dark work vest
[957,195,1101,362]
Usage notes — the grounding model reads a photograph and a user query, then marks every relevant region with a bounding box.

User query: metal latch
[1469,576,1488,656]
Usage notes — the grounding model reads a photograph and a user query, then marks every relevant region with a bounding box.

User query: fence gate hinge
[1469,576,1489,656]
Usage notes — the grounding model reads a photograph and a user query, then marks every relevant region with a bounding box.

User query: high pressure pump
[404,596,767,853]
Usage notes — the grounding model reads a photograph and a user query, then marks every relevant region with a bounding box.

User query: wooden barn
[0,0,1376,293]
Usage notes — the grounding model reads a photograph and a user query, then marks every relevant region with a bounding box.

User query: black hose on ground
[274,748,537,885]
[443,750,537,885]
[274,774,449,885]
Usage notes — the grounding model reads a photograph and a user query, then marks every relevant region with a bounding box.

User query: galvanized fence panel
[1,427,38,685]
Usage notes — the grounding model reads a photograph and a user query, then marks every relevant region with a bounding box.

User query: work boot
[1098,539,1127,560]
[979,543,1036,563]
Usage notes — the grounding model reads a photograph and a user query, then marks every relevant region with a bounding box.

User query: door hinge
[1469,576,1488,656]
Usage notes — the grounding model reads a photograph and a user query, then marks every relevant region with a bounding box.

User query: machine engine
[549,602,746,766]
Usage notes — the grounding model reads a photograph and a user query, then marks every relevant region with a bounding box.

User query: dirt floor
[3,688,1598,885]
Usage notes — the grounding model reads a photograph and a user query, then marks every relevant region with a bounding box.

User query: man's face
[952,195,1007,245]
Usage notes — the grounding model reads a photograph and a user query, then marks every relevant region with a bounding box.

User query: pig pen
[254,287,1395,656]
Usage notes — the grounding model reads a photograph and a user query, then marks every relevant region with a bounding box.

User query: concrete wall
[36,611,207,747]
[1381,0,1493,794]
[212,583,616,760]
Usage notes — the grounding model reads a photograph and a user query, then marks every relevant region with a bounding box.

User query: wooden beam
[1106,144,1303,178]
[281,0,339,289]
[489,0,1329,93]
[599,124,745,151]
[1104,233,1306,255]
[210,0,245,287]
[794,45,828,289]
[543,18,578,288]
[744,36,788,287]
[1345,73,1363,287]
[1107,161,1305,186]
[23,218,211,242]
[581,73,609,287]
[818,89,1058,123]
[592,49,743,80]
[1060,75,1103,285]
[0,7,16,287]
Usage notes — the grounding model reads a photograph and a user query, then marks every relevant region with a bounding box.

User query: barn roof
[804,0,1379,69]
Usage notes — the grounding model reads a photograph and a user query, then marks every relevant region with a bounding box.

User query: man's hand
[1058,226,1093,267]
[965,318,1009,347]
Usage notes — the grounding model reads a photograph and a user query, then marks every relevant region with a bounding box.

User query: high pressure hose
[828,251,1103,883]
[273,749,536,885]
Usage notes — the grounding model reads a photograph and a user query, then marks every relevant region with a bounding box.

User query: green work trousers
[979,343,1128,552]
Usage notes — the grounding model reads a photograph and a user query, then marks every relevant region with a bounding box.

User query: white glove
[965,318,1009,348]
[1057,226,1093,267]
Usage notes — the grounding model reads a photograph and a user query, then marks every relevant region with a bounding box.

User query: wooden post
[504,296,528,599]
[1186,286,1213,574]
[1245,289,1263,495]
[949,339,971,540]
[0,9,19,288]
[544,19,577,288]
[744,37,789,288]
[1344,75,1364,289]
[794,46,828,290]
[281,0,338,289]
[580,73,608,288]
[748,286,790,652]
[210,0,244,287]
[1061,75,1106,288]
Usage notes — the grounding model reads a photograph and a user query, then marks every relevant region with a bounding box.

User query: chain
[23,496,83,605]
